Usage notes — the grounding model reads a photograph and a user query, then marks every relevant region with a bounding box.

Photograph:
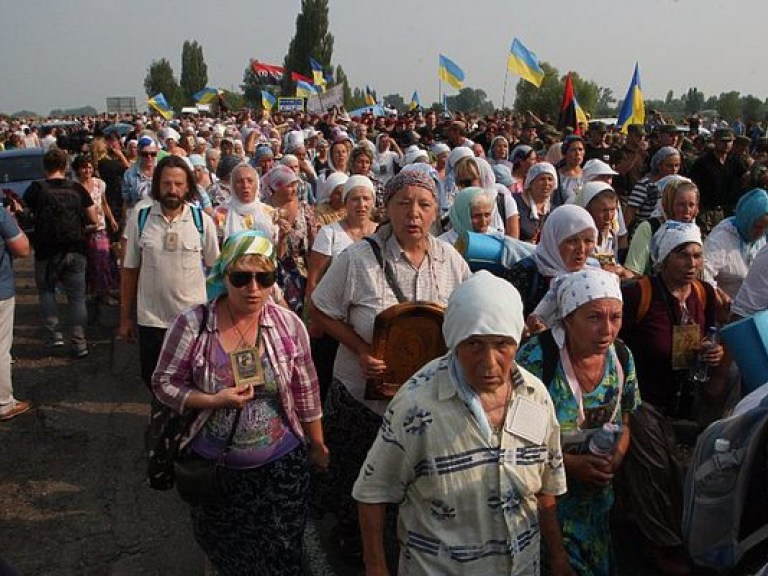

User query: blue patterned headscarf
[206,229,276,301]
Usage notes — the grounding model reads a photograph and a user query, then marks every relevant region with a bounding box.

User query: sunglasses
[228,270,276,288]
[140,151,158,158]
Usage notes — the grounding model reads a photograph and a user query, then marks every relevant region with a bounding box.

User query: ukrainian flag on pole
[148,93,173,120]
[309,57,327,92]
[409,91,420,111]
[261,90,276,111]
[193,87,220,104]
[439,54,465,90]
[617,63,645,133]
[507,38,545,88]
[296,80,320,98]
[365,86,377,106]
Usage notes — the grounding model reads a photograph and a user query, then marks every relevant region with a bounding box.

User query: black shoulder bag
[174,408,242,506]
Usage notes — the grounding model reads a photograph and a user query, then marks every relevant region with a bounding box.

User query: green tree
[717,91,741,122]
[513,62,562,120]
[683,88,705,115]
[742,95,766,123]
[451,87,494,116]
[335,65,352,108]
[282,0,334,94]
[595,87,616,116]
[144,58,183,110]
[180,40,208,104]
[241,61,267,109]
[570,73,600,116]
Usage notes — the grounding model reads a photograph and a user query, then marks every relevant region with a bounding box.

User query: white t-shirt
[733,243,768,318]
[491,185,518,232]
[311,220,355,258]
[703,218,766,299]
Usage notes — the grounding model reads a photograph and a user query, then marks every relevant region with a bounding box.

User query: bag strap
[496,190,506,223]
[636,275,652,324]
[218,408,242,463]
[190,205,204,239]
[364,236,407,304]
[137,206,151,237]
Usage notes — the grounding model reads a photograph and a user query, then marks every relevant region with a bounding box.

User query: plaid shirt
[152,299,322,448]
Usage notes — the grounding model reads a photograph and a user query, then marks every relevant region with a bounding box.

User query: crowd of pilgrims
[5,105,768,575]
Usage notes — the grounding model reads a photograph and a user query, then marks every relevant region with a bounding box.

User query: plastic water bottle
[690,326,720,383]
[588,423,621,457]
[714,438,730,453]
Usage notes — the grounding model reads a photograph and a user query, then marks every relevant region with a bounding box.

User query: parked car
[0,148,46,200]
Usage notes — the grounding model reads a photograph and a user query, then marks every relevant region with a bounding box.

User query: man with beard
[118,156,219,389]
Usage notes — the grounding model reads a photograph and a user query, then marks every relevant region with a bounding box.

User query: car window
[0,155,46,183]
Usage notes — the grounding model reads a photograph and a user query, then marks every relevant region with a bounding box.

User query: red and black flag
[251,61,284,85]
[557,72,588,135]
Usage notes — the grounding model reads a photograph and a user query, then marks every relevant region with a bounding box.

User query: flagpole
[501,67,510,111]
[438,55,442,114]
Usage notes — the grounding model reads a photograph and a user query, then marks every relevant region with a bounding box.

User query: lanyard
[559,344,623,427]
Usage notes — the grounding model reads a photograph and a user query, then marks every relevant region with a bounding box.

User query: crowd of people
[2,103,768,575]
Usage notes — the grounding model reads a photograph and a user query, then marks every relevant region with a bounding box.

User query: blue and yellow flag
[617,63,645,133]
[261,90,276,111]
[193,87,220,104]
[365,85,376,106]
[409,91,420,111]
[296,80,320,99]
[148,93,173,120]
[439,54,465,90]
[309,57,326,92]
[507,38,545,88]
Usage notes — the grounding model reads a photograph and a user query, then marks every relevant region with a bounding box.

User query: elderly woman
[624,146,682,232]
[555,136,586,206]
[306,175,377,401]
[311,167,470,558]
[624,175,699,277]
[261,164,316,315]
[438,186,501,245]
[703,187,768,300]
[517,268,640,575]
[372,131,402,185]
[487,135,513,169]
[213,163,274,244]
[454,155,519,238]
[313,172,349,227]
[280,153,315,205]
[619,220,724,575]
[503,204,597,319]
[151,230,328,576]
[353,271,569,575]
[514,162,559,243]
[576,181,634,279]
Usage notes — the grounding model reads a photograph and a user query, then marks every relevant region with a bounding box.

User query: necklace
[489,381,513,434]
[226,301,260,350]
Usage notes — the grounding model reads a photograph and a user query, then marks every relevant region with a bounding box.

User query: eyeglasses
[140,151,158,158]
[228,270,276,288]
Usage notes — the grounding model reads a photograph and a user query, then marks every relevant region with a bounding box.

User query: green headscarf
[448,186,495,237]
[206,229,276,301]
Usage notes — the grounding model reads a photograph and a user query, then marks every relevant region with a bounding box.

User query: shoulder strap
[649,216,663,236]
[363,236,407,304]
[538,330,559,387]
[190,205,204,239]
[692,279,707,308]
[137,206,151,237]
[636,275,653,324]
[496,190,506,223]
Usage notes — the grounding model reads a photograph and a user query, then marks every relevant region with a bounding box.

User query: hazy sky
[2,0,766,115]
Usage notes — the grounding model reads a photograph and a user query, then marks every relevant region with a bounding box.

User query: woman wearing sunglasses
[152,229,328,576]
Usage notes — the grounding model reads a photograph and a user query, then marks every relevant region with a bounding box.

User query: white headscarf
[649,175,692,218]
[650,220,702,271]
[343,175,375,202]
[540,267,623,347]
[533,205,597,277]
[317,172,349,204]
[224,171,275,242]
[574,181,614,209]
[443,270,525,349]
[523,162,559,220]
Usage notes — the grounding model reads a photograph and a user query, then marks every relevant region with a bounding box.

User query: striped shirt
[353,354,566,575]
[151,299,322,449]
[627,177,660,223]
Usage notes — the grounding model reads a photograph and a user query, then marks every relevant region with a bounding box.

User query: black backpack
[31,180,87,249]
